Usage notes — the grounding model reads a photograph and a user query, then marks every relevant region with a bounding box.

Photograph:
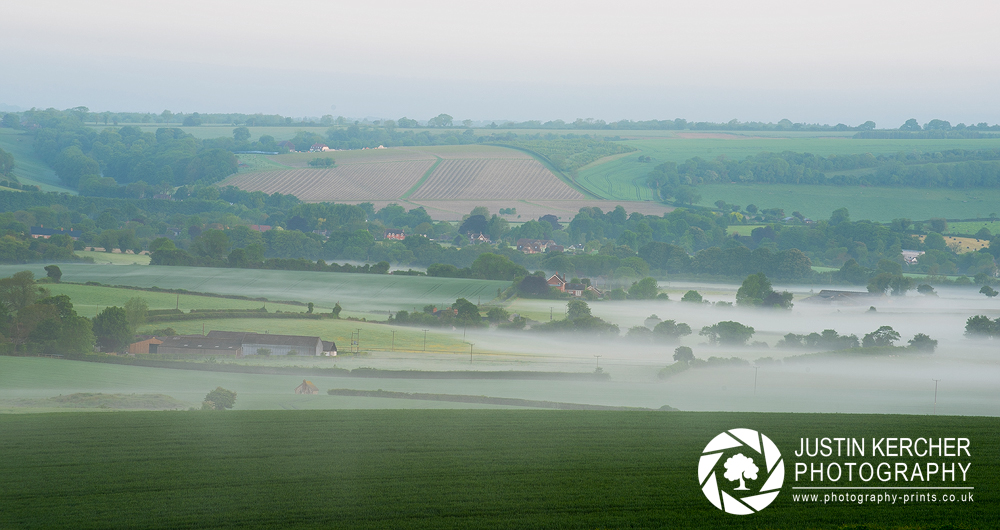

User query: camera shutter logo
[698,429,784,515]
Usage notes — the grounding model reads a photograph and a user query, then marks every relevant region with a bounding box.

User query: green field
[0,129,75,193]
[42,283,302,318]
[691,184,1000,223]
[88,124,332,142]
[0,264,509,314]
[945,220,1000,236]
[0,409,993,529]
[577,136,1000,201]
[75,250,152,265]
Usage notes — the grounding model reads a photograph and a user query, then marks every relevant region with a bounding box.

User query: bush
[202,387,237,410]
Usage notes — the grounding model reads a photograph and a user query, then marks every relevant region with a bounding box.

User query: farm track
[410,159,584,200]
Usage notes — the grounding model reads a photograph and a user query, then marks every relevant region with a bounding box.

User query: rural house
[546,274,567,292]
[30,226,82,240]
[294,380,319,394]
[309,143,330,152]
[516,238,561,254]
[384,229,405,241]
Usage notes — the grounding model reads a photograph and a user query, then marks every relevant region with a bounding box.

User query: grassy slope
[0,129,76,193]
[0,409,994,529]
[577,135,1000,218]
[698,184,1000,223]
[74,250,151,265]
[0,264,509,314]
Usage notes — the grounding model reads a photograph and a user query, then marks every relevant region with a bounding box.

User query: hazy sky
[4,0,999,127]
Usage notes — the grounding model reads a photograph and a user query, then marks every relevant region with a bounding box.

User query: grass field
[0,129,75,193]
[0,264,510,314]
[42,283,303,318]
[945,220,1000,236]
[75,250,151,265]
[0,409,994,529]
[694,184,1000,223]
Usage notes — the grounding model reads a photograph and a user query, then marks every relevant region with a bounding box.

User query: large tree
[92,306,132,353]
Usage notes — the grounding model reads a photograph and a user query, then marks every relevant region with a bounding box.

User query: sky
[3,0,999,127]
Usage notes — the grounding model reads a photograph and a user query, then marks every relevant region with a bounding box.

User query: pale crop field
[410,159,584,200]
[221,161,435,201]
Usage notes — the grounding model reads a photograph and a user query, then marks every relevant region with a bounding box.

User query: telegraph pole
[932,379,941,414]
[469,343,474,363]
[391,330,395,352]
[754,366,759,396]
[422,329,428,352]
[594,355,602,369]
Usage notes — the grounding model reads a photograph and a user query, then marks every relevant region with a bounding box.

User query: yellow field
[917,235,990,253]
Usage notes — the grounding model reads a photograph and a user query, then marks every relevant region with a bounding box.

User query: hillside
[222,145,674,220]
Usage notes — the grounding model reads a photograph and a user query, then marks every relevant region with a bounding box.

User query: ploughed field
[223,145,582,202]
[0,410,994,529]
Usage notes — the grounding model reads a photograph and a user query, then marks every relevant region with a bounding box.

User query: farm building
[150,332,336,356]
[309,143,330,152]
[384,229,405,241]
[278,141,296,151]
[294,380,319,394]
[30,226,82,240]
[153,336,244,356]
[128,337,163,354]
[801,290,885,305]
[206,331,323,356]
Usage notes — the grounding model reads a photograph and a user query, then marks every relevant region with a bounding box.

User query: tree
[653,320,692,343]
[965,315,999,337]
[0,147,13,177]
[566,299,592,320]
[203,387,237,410]
[724,453,759,491]
[44,265,62,283]
[700,321,755,346]
[428,113,453,127]
[835,259,868,285]
[980,285,998,298]
[681,290,703,303]
[908,333,938,352]
[233,126,251,142]
[0,271,44,313]
[627,277,659,299]
[736,272,771,306]
[458,214,489,236]
[673,346,694,363]
[917,284,937,296]
[862,325,900,347]
[899,118,921,131]
[486,306,509,324]
[332,303,342,318]
[451,298,480,325]
[307,302,314,314]
[123,297,148,335]
[92,306,132,353]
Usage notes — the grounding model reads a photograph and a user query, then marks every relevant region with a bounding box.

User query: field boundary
[401,155,442,199]
[326,388,660,410]
[487,144,605,200]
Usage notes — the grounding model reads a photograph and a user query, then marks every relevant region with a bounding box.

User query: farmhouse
[309,143,330,152]
[384,229,405,241]
[294,380,319,394]
[30,226,82,240]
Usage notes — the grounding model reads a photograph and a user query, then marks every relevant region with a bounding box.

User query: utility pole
[176,293,179,310]
[754,366,759,396]
[932,379,941,415]
[469,343,474,363]
[390,330,395,352]
[594,355,602,370]
[550,307,553,321]
[422,329,428,352]
[356,329,361,354]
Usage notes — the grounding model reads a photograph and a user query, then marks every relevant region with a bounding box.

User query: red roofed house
[546,273,567,292]
[385,229,405,241]
[309,143,330,152]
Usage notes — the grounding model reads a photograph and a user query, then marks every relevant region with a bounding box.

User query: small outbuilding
[295,380,319,394]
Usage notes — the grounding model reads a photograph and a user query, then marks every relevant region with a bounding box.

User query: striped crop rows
[223,160,434,201]
[410,159,584,200]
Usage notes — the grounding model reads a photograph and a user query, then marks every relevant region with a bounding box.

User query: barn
[294,380,319,394]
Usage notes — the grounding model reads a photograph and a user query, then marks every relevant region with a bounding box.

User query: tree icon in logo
[698,429,784,515]
[723,454,758,491]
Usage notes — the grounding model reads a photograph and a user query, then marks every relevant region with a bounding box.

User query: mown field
[410,158,583,200]
[42,283,303,318]
[75,250,151,265]
[693,184,1000,223]
[0,264,509,314]
[0,409,994,529]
